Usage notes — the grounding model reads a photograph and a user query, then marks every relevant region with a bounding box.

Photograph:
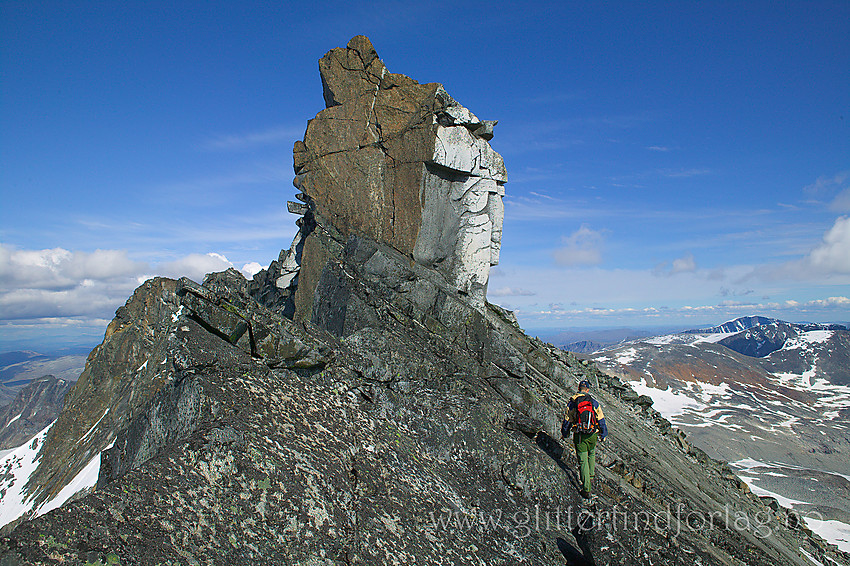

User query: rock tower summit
[282,35,506,314]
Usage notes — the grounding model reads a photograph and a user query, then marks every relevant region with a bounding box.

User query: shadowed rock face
[1,37,848,566]
[289,35,505,313]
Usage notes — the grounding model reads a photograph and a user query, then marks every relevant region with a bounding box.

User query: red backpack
[574,394,598,434]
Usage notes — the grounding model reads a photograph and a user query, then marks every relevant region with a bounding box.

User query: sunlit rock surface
[286,35,505,313]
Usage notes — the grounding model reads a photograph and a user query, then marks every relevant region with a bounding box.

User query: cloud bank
[806,216,850,274]
[0,245,264,326]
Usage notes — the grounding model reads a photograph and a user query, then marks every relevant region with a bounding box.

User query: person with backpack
[563,379,608,499]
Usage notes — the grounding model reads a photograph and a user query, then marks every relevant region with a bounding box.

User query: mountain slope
[0,376,72,450]
[590,317,850,553]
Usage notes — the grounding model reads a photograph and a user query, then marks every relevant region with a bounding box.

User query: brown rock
[292,36,506,320]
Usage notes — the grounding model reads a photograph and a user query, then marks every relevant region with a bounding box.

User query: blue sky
[2,1,849,350]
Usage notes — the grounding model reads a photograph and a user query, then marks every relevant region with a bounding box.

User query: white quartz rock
[433,126,478,174]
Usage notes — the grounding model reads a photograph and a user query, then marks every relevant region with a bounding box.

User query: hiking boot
[579,489,591,499]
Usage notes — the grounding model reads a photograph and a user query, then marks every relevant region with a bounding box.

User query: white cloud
[157,252,235,282]
[672,253,697,274]
[654,253,698,277]
[831,188,850,212]
[805,216,850,274]
[241,262,264,278]
[0,246,269,324]
[659,168,711,178]
[808,296,850,307]
[510,296,850,328]
[0,287,131,320]
[0,244,145,291]
[803,171,849,194]
[487,256,850,330]
[800,171,850,212]
[489,287,536,297]
[553,225,604,266]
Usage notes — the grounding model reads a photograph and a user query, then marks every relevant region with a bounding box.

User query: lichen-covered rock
[4,259,845,565]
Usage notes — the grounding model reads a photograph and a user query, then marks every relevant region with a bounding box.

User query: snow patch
[643,331,733,346]
[77,408,109,445]
[0,422,54,529]
[692,332,736,344]
[802,518,850,553]
[631,379,705,417]
[802,330,834,344]
[697,381,732,396]
[736,476,810,507]
[644,335,678,345]
[5,413,23,428]
[800,547,825,566]
[36,452,102,516]
[615,348,638,365]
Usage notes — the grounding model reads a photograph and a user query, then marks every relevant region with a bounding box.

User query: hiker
[563,379,608,499]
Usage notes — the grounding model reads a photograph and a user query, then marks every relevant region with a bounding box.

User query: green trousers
[573,431,598,493]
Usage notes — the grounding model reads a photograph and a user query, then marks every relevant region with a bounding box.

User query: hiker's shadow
[558,529,596,566]
[556,499,597,565]
[533,431,582,493]
[533,430,597,565]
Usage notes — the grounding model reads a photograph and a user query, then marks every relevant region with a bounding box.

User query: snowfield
[630,378,705,416]
[590,318,850,557]
[0,421,109,530]
[615,348,639,364]
[731,458,850,553]
[0,423,53,529]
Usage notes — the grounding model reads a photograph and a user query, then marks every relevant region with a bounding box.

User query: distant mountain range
[0,351,84,406]
[535,327,679,353]
[587,316,850,546]
[0,376,72,450]
[0,352,84,449]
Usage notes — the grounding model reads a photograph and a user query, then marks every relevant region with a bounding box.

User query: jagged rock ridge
[1,38,847,566]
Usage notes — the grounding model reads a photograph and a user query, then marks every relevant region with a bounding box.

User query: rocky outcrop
[0,376,71,450]
[277,35,505,316]
[1,37,847,566]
